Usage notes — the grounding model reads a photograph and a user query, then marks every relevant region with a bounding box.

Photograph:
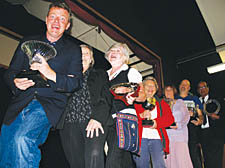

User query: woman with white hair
[105,43,142,168]
[133,77,174,168]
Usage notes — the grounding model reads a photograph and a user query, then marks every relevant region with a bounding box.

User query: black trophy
[142,97,156,127]
[16,40,57,88]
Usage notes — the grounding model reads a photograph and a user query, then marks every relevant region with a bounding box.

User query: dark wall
[177,52,225,98]
[161,42,225,101]
[162,54,179,86]
[0,1,46,36]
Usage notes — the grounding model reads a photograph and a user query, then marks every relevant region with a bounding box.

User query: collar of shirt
[200,94,209,103]
[107,64,128,81]
[41,35,64,48]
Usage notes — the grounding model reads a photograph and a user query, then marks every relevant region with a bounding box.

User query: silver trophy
[204,99,221,115]
[184,100,199,120]
[16,40,57,87]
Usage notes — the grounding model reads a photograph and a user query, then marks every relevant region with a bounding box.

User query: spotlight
[207,62,225,74]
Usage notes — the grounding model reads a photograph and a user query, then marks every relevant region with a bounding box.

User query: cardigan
[135,98,174,154]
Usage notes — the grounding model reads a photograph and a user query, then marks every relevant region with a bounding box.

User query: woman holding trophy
[163,84,193,168]
[133,77,174,168]
[105,43,142,168]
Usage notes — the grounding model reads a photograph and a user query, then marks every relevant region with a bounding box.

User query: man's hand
[193,108,204,125]
[30,55,56,82]
[191,118,203,126]
[208,113,220,120]
[86,119,104,138]
[14,78,35,90]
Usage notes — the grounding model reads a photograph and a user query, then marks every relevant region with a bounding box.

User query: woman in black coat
[59,44,112,168]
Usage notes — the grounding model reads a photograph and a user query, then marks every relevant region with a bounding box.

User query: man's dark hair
[48,1,72,18]
[197,81,209,88]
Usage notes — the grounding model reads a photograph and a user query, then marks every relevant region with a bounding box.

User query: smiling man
[0,2,82,167]
[197,81,224,168]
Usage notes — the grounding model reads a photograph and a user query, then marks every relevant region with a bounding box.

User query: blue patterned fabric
[116,112,140,154]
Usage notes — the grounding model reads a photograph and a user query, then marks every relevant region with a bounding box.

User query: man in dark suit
[0,2,82,167]
[198,81,224,168]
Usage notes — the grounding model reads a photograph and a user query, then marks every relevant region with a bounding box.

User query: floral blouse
[65,69,92,123]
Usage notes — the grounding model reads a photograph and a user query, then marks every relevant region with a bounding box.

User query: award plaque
[142,97,156,127]
[16,40,57,88]
[110,82,140,106]
[204,99,221,115]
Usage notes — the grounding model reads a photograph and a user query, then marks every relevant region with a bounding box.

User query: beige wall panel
[0,34,19,66]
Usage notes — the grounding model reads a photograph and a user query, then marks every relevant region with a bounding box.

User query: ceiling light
[207,62,225,74]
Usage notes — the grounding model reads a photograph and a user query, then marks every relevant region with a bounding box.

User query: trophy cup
[16,40,57,88]
[110,82,140,106]
[184,101,199,120]
[142,97,156,127]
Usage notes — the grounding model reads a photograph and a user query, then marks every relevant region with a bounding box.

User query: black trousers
[60,121,107,168]
[105,124,136,168]
[201,128,224,168]
[188,124,202,168]
[188,141,202,168]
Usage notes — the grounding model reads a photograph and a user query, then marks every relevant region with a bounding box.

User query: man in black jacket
[0,2,82,167]
[198,81,224,168]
